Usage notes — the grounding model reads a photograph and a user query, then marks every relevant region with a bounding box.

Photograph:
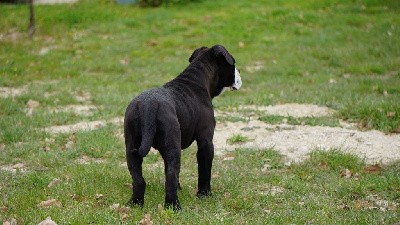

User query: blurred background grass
[1,0,399,133]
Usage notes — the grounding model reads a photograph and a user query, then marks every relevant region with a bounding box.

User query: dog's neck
[170,56,219,99]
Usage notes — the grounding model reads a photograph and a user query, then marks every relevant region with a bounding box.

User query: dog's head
[189,45,242,98]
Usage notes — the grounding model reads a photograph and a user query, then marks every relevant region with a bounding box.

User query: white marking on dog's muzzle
[231,67,242,90]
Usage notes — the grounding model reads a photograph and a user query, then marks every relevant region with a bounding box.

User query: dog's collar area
[231,67,242,90]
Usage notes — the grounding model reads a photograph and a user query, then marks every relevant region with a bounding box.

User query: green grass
[1,147,399,224]
[259,115,340,127]
[1,0,400,224]
[226,134,252,145]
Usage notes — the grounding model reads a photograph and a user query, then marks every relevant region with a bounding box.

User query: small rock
[12,163,25,169]
[47,178,61,188]
[383,90,389,96]
[261,186,285,196]
[212,172,220,179]
[76,155,92,164]
[223,156,235,161]
[37,199,62,208]
[38,47,51,56]
[27,99,40,108]
[261,164,272,173]
[353,172,360,180]
[269,186,284,196]
[319,161,328,169]
[120,58,129,65]
[26,100,39,116]
[95,193,103,199]
[387,111,396,118]
[44,145,51,152]
[119,206,130,213]
[121,213,129,221]
[45,138,55,144]
[37,217,57,225]
[3,218,17,225]
[75,91,91,103]
[340,169,352,178]
[284,161,291,167]
[64,140,75,150]
[224,192,231,198]
[139,214,153,225]
[43,139,53,150]
[364,164,382,174]
[110,203,120,211]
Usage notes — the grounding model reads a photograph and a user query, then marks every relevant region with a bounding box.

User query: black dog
[124,45,242,210]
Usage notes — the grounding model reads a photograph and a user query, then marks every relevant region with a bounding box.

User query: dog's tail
[135,103,158,157]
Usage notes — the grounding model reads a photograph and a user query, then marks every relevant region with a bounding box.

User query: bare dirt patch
[0,29,24,42]
[214,120,400,164]
[0,86,26,98]
[43,104,400,164]
[74,91,91,103]
[50,105,98,116]
[240,104,335,118]
[45,117,122,134]
[76,155,106,164]
[0,163,27,174]
[34,0,78,4]
[217,104,335,118]
[245,61,264,73]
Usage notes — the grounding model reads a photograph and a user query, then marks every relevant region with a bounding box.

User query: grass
[226,134,252,145]
[0,0,400,224]
[1,147,399,224]
[259,115,340,127]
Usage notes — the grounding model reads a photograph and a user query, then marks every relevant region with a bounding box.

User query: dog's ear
[189,46,208,63]
[212,45,235,65]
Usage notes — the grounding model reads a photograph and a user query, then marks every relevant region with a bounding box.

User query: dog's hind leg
[125,118,146,207]
[160,148,182,210]
[163,160,182,190]
[126,149,146,207]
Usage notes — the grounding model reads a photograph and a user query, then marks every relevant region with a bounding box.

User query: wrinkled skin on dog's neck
[165,49,227,101]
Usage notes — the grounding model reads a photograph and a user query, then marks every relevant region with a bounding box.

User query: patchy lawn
[1,0,399,224]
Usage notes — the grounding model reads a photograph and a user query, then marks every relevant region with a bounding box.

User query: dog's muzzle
[231,68,242,90]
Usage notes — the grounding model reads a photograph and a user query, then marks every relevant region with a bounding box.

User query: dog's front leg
[162,148,182,210]
[196,139,214,197]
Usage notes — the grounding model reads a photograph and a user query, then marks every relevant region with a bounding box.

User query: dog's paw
[126,198,144,208]
[165,199,182,211]
[196,190,213,198]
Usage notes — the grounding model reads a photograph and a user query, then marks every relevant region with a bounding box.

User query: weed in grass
[226,134,252,145]
[259,115,341,127]
[215,115,248,123]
